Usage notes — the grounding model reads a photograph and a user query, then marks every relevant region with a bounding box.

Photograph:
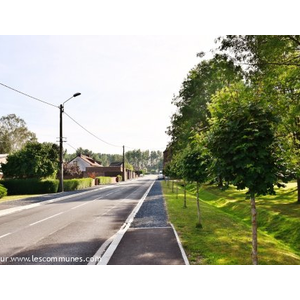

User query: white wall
[69,157,90,172]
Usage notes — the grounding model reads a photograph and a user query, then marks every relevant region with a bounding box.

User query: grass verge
[0,194,43,204]
[161,180,300,265]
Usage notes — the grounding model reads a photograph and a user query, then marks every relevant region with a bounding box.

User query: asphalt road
[0,176,155,265]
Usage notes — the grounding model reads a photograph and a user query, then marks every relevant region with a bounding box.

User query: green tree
[217,35,300,202]
[0,114,37,153]
[147,150,163,172]
[181,142,210,227]
[0,184,7,198]
[2,142,59,179]
[126,149,162,173]
[217,35,300,70]
[164,151,188,208]
[207,83,285,264]
[166,55,243,191]
[167,54,243,152]
[76,147,94,158]
[126,149,143,170]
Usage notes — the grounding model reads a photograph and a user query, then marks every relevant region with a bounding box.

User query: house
[0,154,8,179]
[67,154,102,172]
[66,156,137,181]
[109,162,123,167]
[85,161,137,181]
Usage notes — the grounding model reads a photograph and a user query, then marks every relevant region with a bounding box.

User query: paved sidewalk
[107,181,188,265]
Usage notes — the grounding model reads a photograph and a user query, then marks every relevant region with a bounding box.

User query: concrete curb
[170,223,190,265]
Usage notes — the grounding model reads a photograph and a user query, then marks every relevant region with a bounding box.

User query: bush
[1,179,59,195]
[2,142,59,179]
[0,178,97,195]
[63,178,93,191]
[96,176,113,185]
[0,184,7,198]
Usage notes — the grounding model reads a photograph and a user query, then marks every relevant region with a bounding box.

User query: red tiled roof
[79,154,102,167]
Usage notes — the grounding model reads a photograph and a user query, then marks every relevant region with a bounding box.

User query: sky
[0,35,217,155]
[0,1,294,156]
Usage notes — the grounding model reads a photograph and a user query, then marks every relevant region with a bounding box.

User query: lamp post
[58,92,81,192]
[123,145,126,181]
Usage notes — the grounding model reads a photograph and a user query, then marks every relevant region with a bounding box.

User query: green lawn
[0,194,42,204]
[161,181,300,265]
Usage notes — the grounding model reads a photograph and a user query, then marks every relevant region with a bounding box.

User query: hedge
[0,184,7,198]
[1,177,97,195]
[96,176,113,185]
[63,178,93,191]
[1,179,59,195]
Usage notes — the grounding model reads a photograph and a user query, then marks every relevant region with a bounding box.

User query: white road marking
[29,212,64,226]
[170,223,190,265]
[98,180,155,265]
[0,203,42,218]
[0,184,116,218]
[0,232,11,239]
[87,234,116,265]
[0,179,147,244]
[104,192,114,196]
[71,201,93,210]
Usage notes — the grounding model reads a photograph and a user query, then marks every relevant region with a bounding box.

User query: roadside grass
[161,181,300,265]
[198,182,300,253]
[0,194,43,204]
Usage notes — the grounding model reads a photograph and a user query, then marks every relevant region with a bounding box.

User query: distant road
[0,176,156,265]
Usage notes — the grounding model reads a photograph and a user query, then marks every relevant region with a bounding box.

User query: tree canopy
[2,142,59,179]
[166,35,300,201]
[0,114,37,154]
[64,148,163,173]
[207,82,282,196]
[165,35,300,264]
[216,35,300,202]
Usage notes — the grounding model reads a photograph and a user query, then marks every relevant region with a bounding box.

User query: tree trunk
[172,180,174,193]
[217,174,223,188]
[297,177,300,204]
[250,193,258,265]
[183,180,187,208]
[196,182,202,227]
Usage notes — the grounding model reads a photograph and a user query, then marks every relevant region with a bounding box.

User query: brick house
[67,154,102,172]
[85,162,137,181]
[67,155,137,181]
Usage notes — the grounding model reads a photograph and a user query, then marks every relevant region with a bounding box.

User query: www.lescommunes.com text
[1,255,99,264]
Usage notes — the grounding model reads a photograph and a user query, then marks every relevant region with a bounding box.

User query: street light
[58,92,81,192]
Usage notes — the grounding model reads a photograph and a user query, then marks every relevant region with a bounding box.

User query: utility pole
[58,104,64,192]
[0,83,80,193]
[58,93,81,193]
[123,145,126,181]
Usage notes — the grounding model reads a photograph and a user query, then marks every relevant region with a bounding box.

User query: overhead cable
[0,82,58,109]
[64,111,122,148]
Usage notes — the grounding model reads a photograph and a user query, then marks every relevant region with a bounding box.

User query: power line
[67,143,78,151]
[0,82,58,109]
[64,111,122,149]
[0,82,150,152]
